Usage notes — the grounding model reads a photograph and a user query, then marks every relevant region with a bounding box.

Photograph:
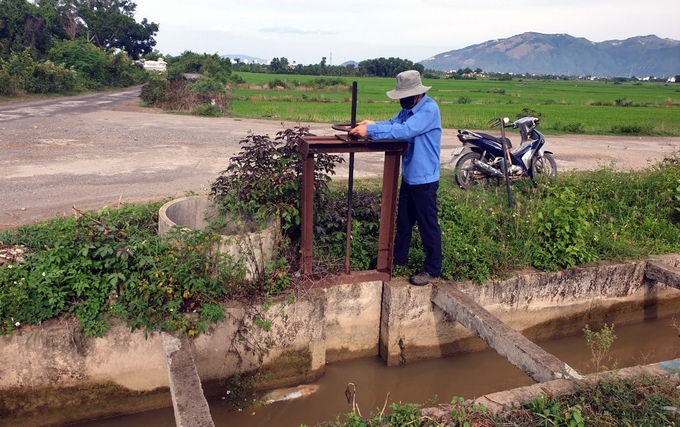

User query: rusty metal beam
[298,136,407,282]
[301,154,315,276]
[377,151,401,273]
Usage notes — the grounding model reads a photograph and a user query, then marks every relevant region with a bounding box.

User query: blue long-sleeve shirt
[366,94,442,185]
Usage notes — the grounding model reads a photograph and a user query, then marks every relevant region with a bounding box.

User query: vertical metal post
[499,119,513,208]
[344,82,358,274]
[301,155,315,275]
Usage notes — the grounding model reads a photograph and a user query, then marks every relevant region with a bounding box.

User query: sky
[133,0,680,65]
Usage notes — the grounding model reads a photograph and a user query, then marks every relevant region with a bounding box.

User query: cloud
[259,26,337,35]
[208,25,232,33]
[135,0,680,65]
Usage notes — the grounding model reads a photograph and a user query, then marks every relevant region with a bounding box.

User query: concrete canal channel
[1,250,680,426]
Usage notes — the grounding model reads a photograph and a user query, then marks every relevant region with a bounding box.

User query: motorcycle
[450,116,556,190]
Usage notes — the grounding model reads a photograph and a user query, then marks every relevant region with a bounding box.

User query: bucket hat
[386,70,431,100]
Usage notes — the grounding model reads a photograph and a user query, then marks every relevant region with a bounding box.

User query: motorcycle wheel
[530,153,557,180]
[454,151,490,190]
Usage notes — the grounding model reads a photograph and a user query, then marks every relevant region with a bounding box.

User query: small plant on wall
[583,323,617,373]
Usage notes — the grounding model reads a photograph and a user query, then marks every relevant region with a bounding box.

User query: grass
[311,373,680,426]
[0,201,246,337]
[229,73,680,136]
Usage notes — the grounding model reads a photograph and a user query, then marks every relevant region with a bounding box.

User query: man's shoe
[409,271,436,286]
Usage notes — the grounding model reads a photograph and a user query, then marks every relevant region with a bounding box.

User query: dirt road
[1,88,679,230]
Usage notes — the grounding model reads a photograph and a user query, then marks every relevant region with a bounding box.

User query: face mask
[400,95,418,109]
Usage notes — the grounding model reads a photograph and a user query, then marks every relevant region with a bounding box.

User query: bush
[610,124,653,135]
[230,74,246,85]
[47,38,147,90]
[139,75,168,105]
[140,74,230,114]
[0,202,243,337]
[0,50,77,95]
[211,127,344,232]
[166,51,231,83]
[140,77,194,111]
[560,122,585,133]
[315,189,382,271]
[305,77,348,89]
[191,76,226,95]
[191,103,221,116]
[268,78,289,89]
[105,49,148,88]
[529,186,597,270]
[210,127,346,276]
[48,38,110,89]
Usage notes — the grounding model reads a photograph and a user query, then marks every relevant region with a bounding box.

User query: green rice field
[229,72,680,136]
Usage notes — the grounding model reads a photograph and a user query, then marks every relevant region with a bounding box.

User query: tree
[0,0,66,59]
[48,37,109,85]
[165,51,231,83]
[0,0,159,60]
[269,56,289,74]
[358,57,424,77]
[75,0,158,59]
[47,37,144,88]
[142,48,162,60]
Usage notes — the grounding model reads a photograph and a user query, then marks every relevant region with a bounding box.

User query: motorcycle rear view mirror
[488,117,510,128]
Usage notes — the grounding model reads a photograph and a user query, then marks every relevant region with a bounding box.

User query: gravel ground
[1,88,679,230]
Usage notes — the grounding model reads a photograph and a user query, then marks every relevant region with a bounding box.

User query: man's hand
[349,120,375,138]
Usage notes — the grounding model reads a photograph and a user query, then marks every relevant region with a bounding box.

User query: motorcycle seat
[512,140,533,154]
[475,132,513,149]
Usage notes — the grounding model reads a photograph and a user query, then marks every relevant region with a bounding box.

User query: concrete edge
[421,358,680,420]
[161,332,215,427]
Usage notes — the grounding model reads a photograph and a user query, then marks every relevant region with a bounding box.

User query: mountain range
[419,32,680,78]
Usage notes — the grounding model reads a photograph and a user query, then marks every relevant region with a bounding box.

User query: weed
[529,186,597,271]
[610,124,654,135]
[220,373,258,408]
[583,323,617,373]
[449,396,487,426]
[192,103,221,116]
[267,78,289,89]
[560,122,585,133]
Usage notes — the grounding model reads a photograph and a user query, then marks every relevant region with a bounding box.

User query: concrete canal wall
[1,255,679,426]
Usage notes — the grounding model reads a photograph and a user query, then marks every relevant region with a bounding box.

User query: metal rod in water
[345,82,358,274]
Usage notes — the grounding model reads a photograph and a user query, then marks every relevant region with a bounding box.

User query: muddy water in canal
[74,315,680,427]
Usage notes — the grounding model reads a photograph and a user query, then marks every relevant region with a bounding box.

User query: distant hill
[222,54,268,64]
[341,60,358,67]
[419,33,680,78]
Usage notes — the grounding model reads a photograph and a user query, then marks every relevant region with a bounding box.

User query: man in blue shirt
[350,70,442,286]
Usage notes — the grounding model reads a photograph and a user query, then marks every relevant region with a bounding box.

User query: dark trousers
[393,180,442,277]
